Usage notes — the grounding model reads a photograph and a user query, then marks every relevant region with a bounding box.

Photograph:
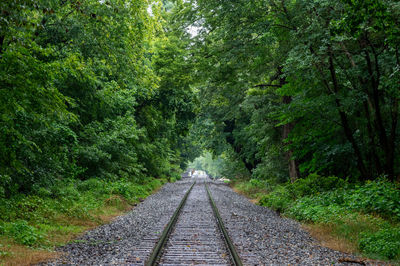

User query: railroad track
[143,180,243,266]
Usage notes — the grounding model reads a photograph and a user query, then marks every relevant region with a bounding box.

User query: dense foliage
[180,1,400,258]
[1,0,400,263]
[181,0,400,182]
[0,0,197,197]
[255,176,400,260]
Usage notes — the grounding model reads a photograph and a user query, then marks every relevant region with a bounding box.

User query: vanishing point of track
[145,179,243,266]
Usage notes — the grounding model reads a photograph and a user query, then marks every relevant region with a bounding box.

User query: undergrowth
[0,177,167,264]
[233,174,400,262]
[232,178,271,199]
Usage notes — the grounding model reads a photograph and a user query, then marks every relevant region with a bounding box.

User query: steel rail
[145,181,196,266]
[205,182,243,266]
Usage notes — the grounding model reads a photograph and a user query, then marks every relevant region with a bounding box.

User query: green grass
[0,177,167,265]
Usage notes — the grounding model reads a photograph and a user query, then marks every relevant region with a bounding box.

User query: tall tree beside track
[181,0,400,182]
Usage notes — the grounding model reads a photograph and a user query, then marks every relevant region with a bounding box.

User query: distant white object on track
[192,170,208,178]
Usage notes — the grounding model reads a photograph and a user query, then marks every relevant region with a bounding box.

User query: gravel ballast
[43,179,372,265]
[208,182,362,265]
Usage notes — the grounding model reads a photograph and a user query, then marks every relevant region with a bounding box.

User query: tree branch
[253,84,282,88]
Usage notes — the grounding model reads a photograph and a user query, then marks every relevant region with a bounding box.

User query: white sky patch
[147,4,153,16]
[187,25,200,37]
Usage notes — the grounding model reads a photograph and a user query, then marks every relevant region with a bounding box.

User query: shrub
[0,176,165,254]
[36,187,52,198]
[259,185,292,213]
[287,197,347,223]
[359,228,400,260]
[288,173,347,198]
[258,174,346,212]
[0,250,10,258]
[77,178,107,193]
[249,179,265,188]
[13,196,53,222]
[49,180,81,201]
[341,180,400,220]
[6,220,44,246]
[147,179,164,190]
[234,178,273,199]
[255,176,400,261]
[109,180,149,201]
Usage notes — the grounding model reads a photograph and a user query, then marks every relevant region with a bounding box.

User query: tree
[180,0,400,182]
[0,0,198,196]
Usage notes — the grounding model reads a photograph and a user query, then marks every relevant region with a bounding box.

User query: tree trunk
[363,101,382,174]
[328,52,370,180]
[280,66,300,182]
[364,49,397,180]
[282,114,300,182]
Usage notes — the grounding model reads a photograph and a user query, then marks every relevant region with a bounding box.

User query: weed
[0,243,11,258]
[359,228,400,260]
[232,179,270,201]
[0,250,11,258]
[259,185,292,213]
[5,221,44,246]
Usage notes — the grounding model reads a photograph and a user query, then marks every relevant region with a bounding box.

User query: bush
[77,178,108,193]
[48,180,81,201]
[233,178,273,199]
[249,179,265,188]
[288,173,346,198]
[287,195,342,222]
[259,185,292,213]
[111,181,135,200]
[10,195,53,222]
[255,175,400,261]
[277,179,400,221]
[147,178,164,190]
[359,228,400,260]
[36,187,52,198]
[0,242,11,258]
[258,174,346,212]
[170,172,182,182]
[5,220,44,246]
[0,173,167,265]
[341,180,400,220]
[286,180,400,220]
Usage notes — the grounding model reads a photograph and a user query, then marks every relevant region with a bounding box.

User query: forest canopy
[0,0,198,197]
[183,0,400,183]
[1,1,399,262]
[1,0,400,198]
